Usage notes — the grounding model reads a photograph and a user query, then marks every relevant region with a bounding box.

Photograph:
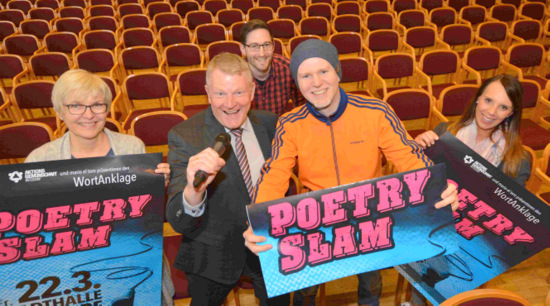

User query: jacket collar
[204,106,271,159]
[305,87,348,124]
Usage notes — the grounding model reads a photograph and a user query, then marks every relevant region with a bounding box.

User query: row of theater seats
[1,0,550,45]
[1,0,549,28]
[1,16,549,65]
[1,0,549,21]
[1,1,550,303]
[1,50,549,153]
[3,32,550,125]
[2,39,550,146]
[2,0,550,66]
[2,0,550,151]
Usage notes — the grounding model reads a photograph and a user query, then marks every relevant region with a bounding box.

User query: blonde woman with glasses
[25,69,175,305]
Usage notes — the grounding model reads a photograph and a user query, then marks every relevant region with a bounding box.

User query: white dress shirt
[182,118,266,216]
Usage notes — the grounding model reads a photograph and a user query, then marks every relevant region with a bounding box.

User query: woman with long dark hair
[408,74,531,306]
[415,74,531,186]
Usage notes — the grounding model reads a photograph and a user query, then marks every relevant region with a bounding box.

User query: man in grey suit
[166,53,290,305]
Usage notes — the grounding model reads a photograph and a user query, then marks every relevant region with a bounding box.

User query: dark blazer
[166,107,277,285]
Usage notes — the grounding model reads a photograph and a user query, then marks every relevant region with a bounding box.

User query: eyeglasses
[63,103,109,115]
[244,42,274,51]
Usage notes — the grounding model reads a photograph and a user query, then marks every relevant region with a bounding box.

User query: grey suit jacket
[166,107,277,284]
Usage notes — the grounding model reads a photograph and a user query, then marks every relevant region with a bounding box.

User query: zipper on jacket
[328,121,341,186]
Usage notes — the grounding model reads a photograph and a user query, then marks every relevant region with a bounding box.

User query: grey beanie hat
[289,39,342,85]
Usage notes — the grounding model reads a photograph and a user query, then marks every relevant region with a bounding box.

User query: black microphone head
[215,132,231,148]
[210,132,231,156]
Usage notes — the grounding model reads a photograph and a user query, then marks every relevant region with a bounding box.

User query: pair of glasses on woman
[63,104,108,115]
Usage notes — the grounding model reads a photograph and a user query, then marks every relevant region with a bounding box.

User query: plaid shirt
[251,54,305,116]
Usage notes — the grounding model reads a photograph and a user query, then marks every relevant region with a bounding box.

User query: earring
[504,116,512,130]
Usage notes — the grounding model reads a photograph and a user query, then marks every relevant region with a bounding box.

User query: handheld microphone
[193,132,231,188]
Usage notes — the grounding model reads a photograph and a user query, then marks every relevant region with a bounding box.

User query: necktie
[230,129,254,198]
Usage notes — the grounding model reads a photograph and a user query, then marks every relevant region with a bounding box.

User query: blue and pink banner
[396,133,550,305]
[0,154,165,306]
[247,164,459,297]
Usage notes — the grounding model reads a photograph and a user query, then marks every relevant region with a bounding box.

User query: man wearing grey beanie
[244,39,459,306]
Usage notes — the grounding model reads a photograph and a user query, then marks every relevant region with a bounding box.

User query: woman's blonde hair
[52,69,112,114]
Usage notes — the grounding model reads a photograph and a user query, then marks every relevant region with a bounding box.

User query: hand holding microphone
[184,132,231,206]
[193,132,231,188]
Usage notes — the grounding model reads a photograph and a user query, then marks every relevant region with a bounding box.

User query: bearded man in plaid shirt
[239,20,305,116]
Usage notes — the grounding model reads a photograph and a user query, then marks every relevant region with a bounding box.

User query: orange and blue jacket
[252,87,433,204]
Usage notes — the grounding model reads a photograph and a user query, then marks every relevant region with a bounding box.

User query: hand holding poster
[0,154,165,306]
[247,164,459,298]
[396,133,550,305]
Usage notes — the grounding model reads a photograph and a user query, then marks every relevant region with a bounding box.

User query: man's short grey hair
[206,53,254,88]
